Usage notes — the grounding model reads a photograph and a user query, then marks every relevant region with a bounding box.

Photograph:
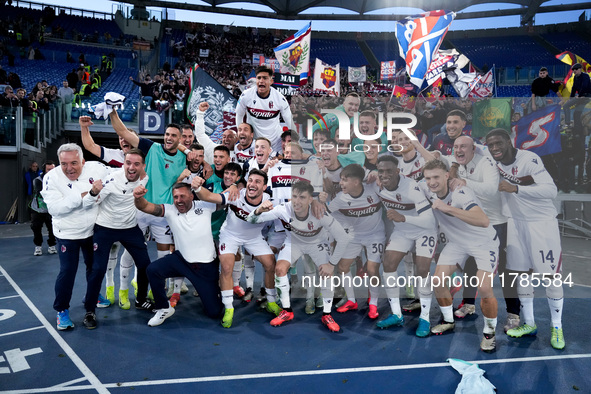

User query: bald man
[446,136,520,334]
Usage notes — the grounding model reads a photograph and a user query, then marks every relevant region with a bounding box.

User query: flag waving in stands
[556,51,591,97]
[313,58,340,95]
[274,22,311,86]
[395,10,455,90]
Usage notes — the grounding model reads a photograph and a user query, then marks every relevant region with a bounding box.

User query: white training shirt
[235,86,293,151]
[377,175,437,236]
[419,182,497,245]
[328,182,385,238]
[163,200,217,263]
[42,161,111,239]
[91,168,148,229]
[495,149,558,221]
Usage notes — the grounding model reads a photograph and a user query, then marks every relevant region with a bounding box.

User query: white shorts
[506,218,562,274]
[386,229,437,258]
[435,228,449,256]
[268,228,287,250]
[219,233,273,258]
[136,210,173,244]
[277,241,292,264]
[343,237,385,263]
[292,242,330,268]
[437,238,500,273]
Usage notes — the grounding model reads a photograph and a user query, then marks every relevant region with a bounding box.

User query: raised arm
[133,185,164,217]
[109,108,140,148]
[79,116,102,158]
[192,176,226,204]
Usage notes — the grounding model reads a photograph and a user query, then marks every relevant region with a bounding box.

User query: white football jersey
[328,182,385,238]
[495,149,557,221]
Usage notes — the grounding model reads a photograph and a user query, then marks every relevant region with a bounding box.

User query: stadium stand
[310,38,369,67]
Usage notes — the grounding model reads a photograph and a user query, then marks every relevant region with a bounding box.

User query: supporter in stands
[130,75,158,109]
[0,86,19,107]
[529,67,561,114]
[563,63,591,190]
[58,81,74,122]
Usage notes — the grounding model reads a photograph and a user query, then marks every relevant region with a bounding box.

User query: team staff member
[134,182,224,327]
[42,143,110,330]
[486,129,566,350]
[82,149,154,328]
[193,169,280,328]
[235,65,293,152]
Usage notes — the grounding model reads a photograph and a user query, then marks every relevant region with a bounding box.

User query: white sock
[417,275,433,321]
[276,275,290,309]
[369,283,379,307]
[157,250,170,259]
[232,259,243,287]
[173,277,183,294]
[304,275,315,299]
[221,290,233,309]
[343,271,356,303]
[266,288,277,303]
[321,285,334,313]
[547,297,564,329]
[244,254,255,289]
[440,305,454,323]
[106,244,119,288]
[518,281,535,326]
[119,250,134,291]
[383,272,400,316]
[483,317,497,335]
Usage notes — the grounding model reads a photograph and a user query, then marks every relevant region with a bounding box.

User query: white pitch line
[49,377,90,389]
[4,352,591,392]
[97,352,591,389]
[571,282,591,289]
[0,266,109,394]
[0,294,20,300]
[0,325,44,337]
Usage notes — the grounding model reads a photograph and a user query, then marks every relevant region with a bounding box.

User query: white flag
[348,66,366,83]
[273,23,311,86]
[313,58,340,95]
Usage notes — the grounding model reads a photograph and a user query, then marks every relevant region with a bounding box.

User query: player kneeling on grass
[248,181,352,331]
[421,160,499,353]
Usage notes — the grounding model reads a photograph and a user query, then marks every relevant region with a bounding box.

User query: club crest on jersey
[67,183,72,189]
[415,161,420,168]
[269,101,274,109]
[396,193,402,202]
[194,208,203,215]
[308,221,314,230]
[532,158,538,164]
[220,243,226,251]
[122,190,127,194]
[89,178,94,184]
[165,164,170,169]
[300,167,306,175]
[469,168,474,174]
[367,196,374,204]
[511,167,518,176]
